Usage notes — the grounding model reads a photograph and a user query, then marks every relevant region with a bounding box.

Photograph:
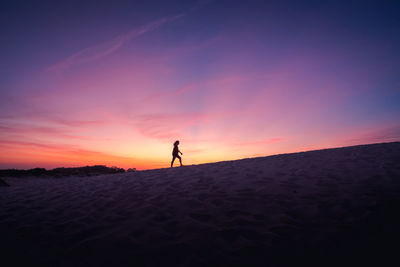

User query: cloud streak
[134,112,211,140]
[340,124,400,145]
[234,138,284,147]
[46,0,214,73]
[47,14,184,72]
[0,124,90,141]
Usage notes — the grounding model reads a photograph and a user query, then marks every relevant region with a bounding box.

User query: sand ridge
[1,142,400,266]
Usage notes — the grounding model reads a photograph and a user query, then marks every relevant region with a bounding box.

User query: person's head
[174,140,179,146]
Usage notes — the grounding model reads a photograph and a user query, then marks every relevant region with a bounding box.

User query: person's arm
[179,149,183,155]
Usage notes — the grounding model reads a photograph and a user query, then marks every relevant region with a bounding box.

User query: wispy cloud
[0,111,106,128]
[234,138,283,146]
[48,117,105,127]
[343,124,400,145]
[134,112,211,140]
[46,0,214,73]
[0,140,113,159]
[46,15,182,72]
[0,124,90,141]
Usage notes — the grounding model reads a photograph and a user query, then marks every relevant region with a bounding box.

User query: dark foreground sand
[1,142,400,266]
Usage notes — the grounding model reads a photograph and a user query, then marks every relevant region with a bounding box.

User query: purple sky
[1,0,399,169]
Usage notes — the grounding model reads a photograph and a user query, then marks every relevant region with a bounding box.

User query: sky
[1,0,399,170]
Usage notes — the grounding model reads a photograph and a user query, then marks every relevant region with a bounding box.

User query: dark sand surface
[1,142,400,266]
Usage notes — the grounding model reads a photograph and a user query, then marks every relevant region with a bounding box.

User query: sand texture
[1,142,400,266]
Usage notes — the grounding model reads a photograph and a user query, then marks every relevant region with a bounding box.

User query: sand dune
[1,142,400,266]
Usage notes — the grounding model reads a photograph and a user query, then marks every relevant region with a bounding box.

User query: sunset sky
[1,0,399,169]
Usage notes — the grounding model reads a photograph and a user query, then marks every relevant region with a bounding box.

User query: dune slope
[1,142,400,266]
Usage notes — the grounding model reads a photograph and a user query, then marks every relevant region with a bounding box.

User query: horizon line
[2,140,398,171]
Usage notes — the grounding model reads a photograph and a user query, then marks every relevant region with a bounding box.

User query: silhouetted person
[171,140,183,167]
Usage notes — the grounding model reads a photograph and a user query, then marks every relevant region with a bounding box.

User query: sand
[1,142,400,266]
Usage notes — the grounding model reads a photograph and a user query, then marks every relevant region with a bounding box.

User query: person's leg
[171,156,176,167]
[177,155,182,166]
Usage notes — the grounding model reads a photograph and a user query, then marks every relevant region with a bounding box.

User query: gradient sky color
[1,0,399,169]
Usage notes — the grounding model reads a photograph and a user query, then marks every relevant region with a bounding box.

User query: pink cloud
[137,84,197,107]
[0,124,89,140]
[0,140,75,151]
[48,118,106,127]
[234,138,284,146]
[134,113,211,141]
[337,124,400,145]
